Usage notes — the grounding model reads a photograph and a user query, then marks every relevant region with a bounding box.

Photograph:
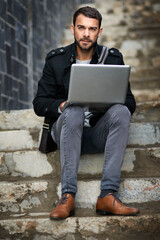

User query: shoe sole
[96,209,140,216]
[50,210,75,220]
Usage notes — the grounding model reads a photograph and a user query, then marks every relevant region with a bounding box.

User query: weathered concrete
[0,102,159,131]
[0,215,160,240]
[133,89,160,102]
[131,66,160,80]
[78,147,160,178]
[1,147,160,180]
[0,152,9,175]
[131,101,160,123]
[120,39,157,58]
[0,109,42,130]
[0,178,159,214]
[0,130,37,151]
[0,122,159,152]
[128,123,160,146]
[57,178,160,208]
[4,151,53,177]
[0,182,48,203]
[130,77,160,90]
[0,181,49,213]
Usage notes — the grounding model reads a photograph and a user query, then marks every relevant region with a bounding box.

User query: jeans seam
[63,109,69,192]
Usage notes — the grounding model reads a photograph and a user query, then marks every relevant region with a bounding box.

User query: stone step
[119,38,159,59]
[57,178,160,208]
[0,129,38,151]
[0,122,159,152]
[133,89,160,102]
[131,66,160,79]
[0,102,159,132]
[130,77,160,90]
[129,24,160,36]
[0,178,160,215]
[0,147,159,180]
[0,214,160,240]
[78,147,160,179]
[131,101,160,123]
[0,109,43,131]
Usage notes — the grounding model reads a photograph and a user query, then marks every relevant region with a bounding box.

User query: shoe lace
[60,193,69,204]
[108,192,122,208]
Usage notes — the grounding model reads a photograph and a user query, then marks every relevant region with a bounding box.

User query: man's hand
[59,101,67,112]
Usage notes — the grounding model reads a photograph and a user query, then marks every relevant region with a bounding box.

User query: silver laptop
[62,64,130,111]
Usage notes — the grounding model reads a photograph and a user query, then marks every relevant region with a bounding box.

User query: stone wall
[0,0,93,111]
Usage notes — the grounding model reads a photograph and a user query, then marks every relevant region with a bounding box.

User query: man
[33,6,140,220]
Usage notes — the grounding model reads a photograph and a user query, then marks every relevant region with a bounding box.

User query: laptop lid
[67,64,130,109]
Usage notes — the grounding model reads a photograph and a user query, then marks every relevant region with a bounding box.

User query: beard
[75,37,97,52]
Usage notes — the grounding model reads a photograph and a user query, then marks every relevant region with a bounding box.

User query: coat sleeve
[33,59,66,118]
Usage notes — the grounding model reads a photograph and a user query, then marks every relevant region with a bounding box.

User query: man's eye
[78,26,84,30]
[90,28,97,31]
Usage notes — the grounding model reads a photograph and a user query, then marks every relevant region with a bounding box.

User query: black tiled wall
[0,0,93,110]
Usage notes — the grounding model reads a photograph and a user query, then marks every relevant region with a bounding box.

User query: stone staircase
[0,0,160,239]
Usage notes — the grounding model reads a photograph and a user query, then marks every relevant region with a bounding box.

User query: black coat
[33,42,136,127]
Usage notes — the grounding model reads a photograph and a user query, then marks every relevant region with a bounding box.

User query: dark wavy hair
[73,6,102,28]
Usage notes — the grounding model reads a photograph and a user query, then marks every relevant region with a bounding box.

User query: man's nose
[84,28,89,37]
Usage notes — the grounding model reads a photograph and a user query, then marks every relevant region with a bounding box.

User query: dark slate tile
[3,75,12,96]
[12,58,19,78]
[7,0,13,14]
[5,44,12,74]
[5,23,11,44]
[0,0,7,20]
[17,41,27,63]
[0,51,6,72]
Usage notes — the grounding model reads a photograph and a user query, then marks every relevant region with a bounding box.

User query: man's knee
[62,106,84,130]
[105,104,131,127]
[113,105,131,127]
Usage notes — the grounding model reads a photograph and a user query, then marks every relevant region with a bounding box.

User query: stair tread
[1,209,160,220]
[129,24,160,31]
[0,213,160,240]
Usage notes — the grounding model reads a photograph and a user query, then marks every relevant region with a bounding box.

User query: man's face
[71,14,103,52]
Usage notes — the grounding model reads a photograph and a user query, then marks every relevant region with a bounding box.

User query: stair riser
[131,67,160,79]
[0,181,58,216]
[0,178,159,215]
[133,90,160,102]
[0,214,160,240]
[0,109,43,131]
[131,78,160,90]
[0,148,159,180]
[0,123,159,152]
[128,123,160,147]
[0,215,160,240]
[58,179,160,208]
[79,148,160,178]
[0,105,159,131]
[131,102,160,123]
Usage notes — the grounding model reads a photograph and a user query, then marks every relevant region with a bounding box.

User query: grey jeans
[51,104,131,195]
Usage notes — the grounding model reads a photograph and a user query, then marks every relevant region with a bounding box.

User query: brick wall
[0,0,93,111]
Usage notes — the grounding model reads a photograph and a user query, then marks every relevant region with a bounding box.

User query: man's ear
[98,27,103,38]
[71,25,75,35]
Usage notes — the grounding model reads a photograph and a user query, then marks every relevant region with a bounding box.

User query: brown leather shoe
[96,193,140,216]
[50,193,75,220]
